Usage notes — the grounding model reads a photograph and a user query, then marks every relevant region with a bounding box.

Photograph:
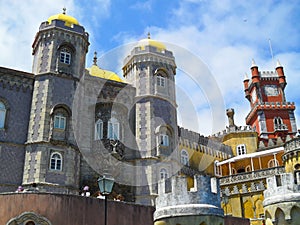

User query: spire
[93,51,98,66]
[251,59,257,68]
[244,73,249,81]
[63,7,66,15]
[147,32,151,39]
[276,59,282,68]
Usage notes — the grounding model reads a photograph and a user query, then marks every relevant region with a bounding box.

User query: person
[24,183,39,192]
[114,194,124,201]
[16,186,24,193]
[81,185,90,197]
[96,191,105,199]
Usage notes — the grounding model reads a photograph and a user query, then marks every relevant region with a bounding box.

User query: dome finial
[93,51,98,66]
[63,7,66,15]
[147,32,151,39]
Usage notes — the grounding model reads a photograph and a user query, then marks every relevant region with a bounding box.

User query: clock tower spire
[244,60,297,147]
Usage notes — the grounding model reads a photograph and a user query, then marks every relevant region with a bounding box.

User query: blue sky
[0,0,299,135]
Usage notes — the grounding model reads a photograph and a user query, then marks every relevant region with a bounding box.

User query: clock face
[264,85,279,96]
[251,88,257,102]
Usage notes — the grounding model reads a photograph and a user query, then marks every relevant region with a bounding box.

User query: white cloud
[0,0,75,72]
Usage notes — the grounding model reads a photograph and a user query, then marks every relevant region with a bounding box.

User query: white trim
[216,146,284,166]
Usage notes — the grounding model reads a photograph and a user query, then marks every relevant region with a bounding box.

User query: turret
[276,60,286,90]
[243,73,250,101]
[250,59,260,85]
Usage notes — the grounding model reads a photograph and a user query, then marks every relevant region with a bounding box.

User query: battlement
[260,70,278,77]
[284,137,300,154]
[212,125,255,138]
[154,175,223,221]
[178,127,233,159]
[246,102,295,124]
[264,173,300,206]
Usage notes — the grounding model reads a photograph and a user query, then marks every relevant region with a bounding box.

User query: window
[274,117,285,130]
[236,144,247,156]
[60,48,71,64]
[181,150,189,166]
[25,221,35,225]
[157,76,165,87]
[214,161,222,176]
[245,165,251,172]
[160,134,169,146]
[50,152,62,171]
[0,101,6,128]
[54,113,66,130]
[108,117,119,140]
[160,168,168,180]
[268,159,279,168]
[95,119,103,140]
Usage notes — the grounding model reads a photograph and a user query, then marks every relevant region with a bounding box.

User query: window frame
[268,159,279,168]
[236,144,247,156]
[49,152,63,171]
[160,134,169,146]
[160,168,168,180]
[108,117,120,140]
[180,149,189,166]
[54,113,66,130]
[0,101,6,129]
[95,119,103,140]
[157,76,165,87]
[59,48,71,64]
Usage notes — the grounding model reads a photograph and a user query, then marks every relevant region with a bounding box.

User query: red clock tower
[243,60,297,147]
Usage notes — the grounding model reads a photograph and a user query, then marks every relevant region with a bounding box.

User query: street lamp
[98,173,115,225]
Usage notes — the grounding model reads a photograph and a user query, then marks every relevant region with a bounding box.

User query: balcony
[274,123,288,131]
[219,166,285,186]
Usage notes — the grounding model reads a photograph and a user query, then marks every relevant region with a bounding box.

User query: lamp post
[98,173,115,225]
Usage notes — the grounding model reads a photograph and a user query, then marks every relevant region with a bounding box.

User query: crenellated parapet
[178,127,233,160]
[154,175,224,223]
[263,172,300,224]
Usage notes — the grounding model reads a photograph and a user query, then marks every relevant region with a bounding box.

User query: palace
[0,10,299,225]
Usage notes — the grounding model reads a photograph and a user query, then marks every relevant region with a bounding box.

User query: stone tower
[23,9,89,193]
[154,175,224,225]
[263,138,300,224]
[122,35,178,205]
[243,60,297,147]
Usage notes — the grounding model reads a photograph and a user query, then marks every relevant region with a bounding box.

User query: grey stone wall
[0,68,33,191]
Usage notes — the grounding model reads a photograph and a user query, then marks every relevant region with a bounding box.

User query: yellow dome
[137,34,166,51]
[87,65,124,83]
[47,9,79,27]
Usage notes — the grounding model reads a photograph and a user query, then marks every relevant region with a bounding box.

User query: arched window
[50,152,62,171]
[268,159,279,168]
[54,112,66,130]
[108,117,119,140]
[231,168,237,175]
[274,117,283,125]
[157,76,165,87]
[160,168,168,180]
[245,165,251,172]
[60,48,71,64]
[180,149,189,166]
[236,144,246,156]
[0,101,6,128]
[274,117,285,130]
[95,119,103,140]
[25,221,36,225]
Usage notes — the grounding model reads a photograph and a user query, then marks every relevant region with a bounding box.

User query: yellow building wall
[222,132,258,156]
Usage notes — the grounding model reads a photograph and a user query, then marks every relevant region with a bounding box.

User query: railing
[219,166,285,186]
[274,124,288,131]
